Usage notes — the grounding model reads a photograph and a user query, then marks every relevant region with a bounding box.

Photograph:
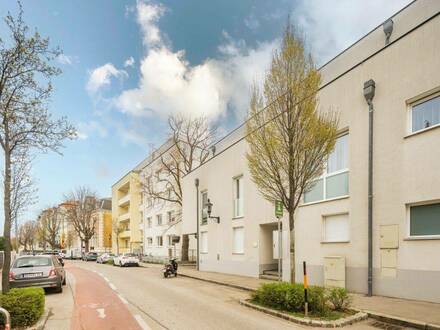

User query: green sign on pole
[275,200,283,218]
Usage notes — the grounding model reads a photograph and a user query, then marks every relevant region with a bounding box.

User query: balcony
[120,230,131,239]
[118,194,130,207]
[119,212,130,222]
[139,222,144,231]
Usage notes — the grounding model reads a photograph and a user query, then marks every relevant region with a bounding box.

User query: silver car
[9,255,66,293]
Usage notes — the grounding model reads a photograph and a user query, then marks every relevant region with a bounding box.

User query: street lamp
[206,199,220,224]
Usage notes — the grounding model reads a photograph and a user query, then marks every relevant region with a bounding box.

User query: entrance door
[272,230,279,259]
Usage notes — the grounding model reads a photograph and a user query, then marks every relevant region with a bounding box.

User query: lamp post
[206,199,220,223]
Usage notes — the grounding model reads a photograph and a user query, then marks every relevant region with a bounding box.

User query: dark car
[82,252,98,261]
[9,255,66,293]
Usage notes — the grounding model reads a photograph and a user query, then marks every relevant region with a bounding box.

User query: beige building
[182,0,440,303]
[112,171,143,254]
[90,198,112,253]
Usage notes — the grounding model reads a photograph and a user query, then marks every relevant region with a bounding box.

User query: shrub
[105,259,114,265]
[285,284,304,311]
[0,287,45,328]
[308,286,329,315]
[252,282,291,308]
[328,287,351,311]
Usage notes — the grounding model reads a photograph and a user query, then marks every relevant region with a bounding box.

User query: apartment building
[182,0,440,303]
[140,141,196,262]
[90,198,112,253]
[112,170,143,254]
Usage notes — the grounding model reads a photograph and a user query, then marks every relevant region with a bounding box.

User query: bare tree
[37,207,62,250]
[0,4,75,292]
[112,217,124,255]
[141,114,215,261]
[246,25,338,282]
[18,220,37,251]
[64,187,98,253]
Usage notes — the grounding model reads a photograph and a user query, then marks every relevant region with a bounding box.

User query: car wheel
[62,276,67,286]
[119,261,122,267]
[55,283,63,293]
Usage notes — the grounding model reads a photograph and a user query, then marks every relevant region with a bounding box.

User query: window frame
[156,214,163,226]
[303,133,349,205]
[321,212,350,243]
[156,236,163,247]
[233,175,244,218]
[406,200,440,240]
[201,190,208,225]
[200,231,208,254]
[407,91,440,135]
[232,226,245,254]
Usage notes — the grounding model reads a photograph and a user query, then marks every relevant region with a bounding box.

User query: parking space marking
[134,314,152,330]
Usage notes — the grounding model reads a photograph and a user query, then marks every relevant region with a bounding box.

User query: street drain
[368,320,414,330]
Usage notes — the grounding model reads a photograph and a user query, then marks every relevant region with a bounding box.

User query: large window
[156,214,162,226]
[409,203,440,237]
[232,227,244,254]
[411,94,440,133]
[201,191,208,224]
[200,232,208,253]
[304,134,349,203]
[147,237,153,246]
[156,236,163,247]
[322,214,349,242]
[233,176,244,218]
[167,210,175,223]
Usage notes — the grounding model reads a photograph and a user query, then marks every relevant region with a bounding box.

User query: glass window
[233,176,244,218]
[304,134,349,203]
[323,214,349,242]
[156,236,163,246]
[156,214,162,226]
[147,217,152,228]
[167,211,175,223]
[412,95,440,132]
[201,191,208,224]
[200,232,208,253]
[409,203,440,236]
[147,237,153,246]
[232,227,244,254]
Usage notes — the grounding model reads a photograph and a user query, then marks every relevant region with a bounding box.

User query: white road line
[117,294,128,305]
[103,277,110,282]
[134,314,151,330]
[96,308,106,319]
[109,283,117,291]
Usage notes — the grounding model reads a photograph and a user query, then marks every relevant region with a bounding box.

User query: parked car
[9,255,66,293]
[113,253,140,267]
[82,252,98,261]
[97,253,115,264]
[67,249,82,260]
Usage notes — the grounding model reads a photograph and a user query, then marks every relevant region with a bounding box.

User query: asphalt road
[50,260,384,330]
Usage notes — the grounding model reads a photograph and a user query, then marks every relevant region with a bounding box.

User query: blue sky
[0,0,411,230]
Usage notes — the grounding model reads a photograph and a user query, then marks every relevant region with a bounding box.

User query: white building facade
[182,0,440,303]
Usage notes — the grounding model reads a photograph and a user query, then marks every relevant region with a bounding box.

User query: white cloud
[293,0,412,65]
[57,54,75,65]
[244,14,260,30]
[86,63,127,94]
[77,121,108,140]
[124,56,135,67]
[115,0,275,120]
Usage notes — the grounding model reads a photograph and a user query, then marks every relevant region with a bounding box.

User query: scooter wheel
[175,273,177,277]
[163,273,168,278]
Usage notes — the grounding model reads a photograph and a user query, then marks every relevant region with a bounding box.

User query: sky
[0,0,412,230]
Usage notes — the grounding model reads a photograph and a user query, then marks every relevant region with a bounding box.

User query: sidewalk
[142,263,440,329]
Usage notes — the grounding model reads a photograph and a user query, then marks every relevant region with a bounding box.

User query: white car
[113,253,140,267]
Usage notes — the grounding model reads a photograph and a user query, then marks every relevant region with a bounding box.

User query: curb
[177,273,255,292]
[29,306,52,330]
[352,309,440,330]
[239,300,368,327]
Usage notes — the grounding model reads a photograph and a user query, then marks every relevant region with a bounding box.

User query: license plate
[23,273,43,278]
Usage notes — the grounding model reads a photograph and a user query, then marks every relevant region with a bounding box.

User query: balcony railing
[118,194,130,207]
[119,230,131,239]
[119,212,130,222]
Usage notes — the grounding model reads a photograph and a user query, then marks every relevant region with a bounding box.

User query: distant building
[90,198,112,253]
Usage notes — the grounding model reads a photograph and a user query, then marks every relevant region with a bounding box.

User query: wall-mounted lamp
[383,19,393,45]
[206,198,220,224]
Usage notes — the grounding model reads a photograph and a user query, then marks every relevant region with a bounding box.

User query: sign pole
[275,201,283,282]
[303,261,308,317]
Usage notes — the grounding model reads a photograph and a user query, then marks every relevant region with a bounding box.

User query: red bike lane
[66,263,141,330]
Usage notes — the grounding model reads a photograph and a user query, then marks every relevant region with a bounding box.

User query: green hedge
[252,282,350,316]
[104,259,114,265]
[0,288,45,328]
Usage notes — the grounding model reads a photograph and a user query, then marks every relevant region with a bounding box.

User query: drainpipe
[195,178,200,271]
[363,79,375,297]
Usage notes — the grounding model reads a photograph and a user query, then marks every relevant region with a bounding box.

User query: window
[304,134,349,203]
[322,214,349,242]
[233,176,244,218]
[201,191,208,224]
[167,211,175,223]
[167,235,173,246]
[232,227,244,254]
[156,214,162,226]
[411,94,440,133]
[156,236,163,247]
[147,217,152,228]
[147,237,153,246]
[409,203,440,237]
[200,231,208,253]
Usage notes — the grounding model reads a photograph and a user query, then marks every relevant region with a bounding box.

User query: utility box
[380,225,399,249]
[324,256,346,288]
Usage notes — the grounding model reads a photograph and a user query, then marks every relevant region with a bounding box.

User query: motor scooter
[163,258,178,278]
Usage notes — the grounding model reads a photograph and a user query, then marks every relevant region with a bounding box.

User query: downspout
[363,79,376,297]
[195,178,200,271]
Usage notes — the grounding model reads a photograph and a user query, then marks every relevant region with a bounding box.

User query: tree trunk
[180,234,189,262]
[289,211,295,283]
[116,237,119,255]
[84,239,89,253]
[2,151,12,293]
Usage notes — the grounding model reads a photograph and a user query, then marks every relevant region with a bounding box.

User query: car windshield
[124,253,136,257]
[14,257,52,268]
[89,252,97,255]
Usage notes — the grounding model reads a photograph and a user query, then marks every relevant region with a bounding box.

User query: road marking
[134,314,151,330]
[117,294,128,305]
[96,308,106,319]
[103,276,110,282]
[109,282,116,291]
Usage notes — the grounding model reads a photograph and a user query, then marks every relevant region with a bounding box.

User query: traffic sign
[275,200,283,218]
